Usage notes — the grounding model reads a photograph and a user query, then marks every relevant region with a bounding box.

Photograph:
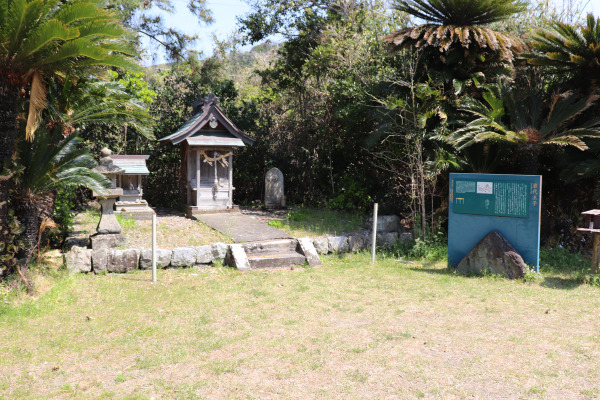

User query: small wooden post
[576,209,600,275]
[371,203,378,264]
[593,234,600,275]
[151,213,157,284]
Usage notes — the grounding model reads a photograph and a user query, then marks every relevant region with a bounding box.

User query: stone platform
[196,212,292,243]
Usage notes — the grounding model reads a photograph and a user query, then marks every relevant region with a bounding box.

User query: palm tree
[0,0,139,253]
[449,85,600,173]
[46,77,153,138]
[526,14,600,91]
[386,0,527,81]
[13,127,110,286]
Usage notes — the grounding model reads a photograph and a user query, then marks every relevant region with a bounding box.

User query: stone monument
[265,167,285,209]
[91,148,127,250]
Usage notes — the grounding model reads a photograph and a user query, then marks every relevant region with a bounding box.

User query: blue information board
[448,173,542,270]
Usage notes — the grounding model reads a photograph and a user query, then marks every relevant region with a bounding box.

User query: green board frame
[453,179,530,218]
[448,173,542,271]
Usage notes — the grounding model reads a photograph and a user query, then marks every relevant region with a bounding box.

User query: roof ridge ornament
[192,93,220,115]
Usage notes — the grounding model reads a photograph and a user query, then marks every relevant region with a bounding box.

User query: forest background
[2,0,600,284]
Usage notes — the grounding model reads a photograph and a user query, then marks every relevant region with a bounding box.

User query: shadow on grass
[408,261,454,275]
[410,264,587,290]
[540,276,583,290]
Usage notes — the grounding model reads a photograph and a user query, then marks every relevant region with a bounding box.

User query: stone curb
[64,228,413,274]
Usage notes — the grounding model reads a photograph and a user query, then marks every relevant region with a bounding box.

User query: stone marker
[265,167,285,209]
[456,231,527,279]
[298,238,322,266]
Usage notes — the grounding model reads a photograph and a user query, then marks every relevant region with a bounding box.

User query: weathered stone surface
[366,215,400,233]
[399,231,413,243]
[196,245,214,264]
[312,237,329,254]
[64,235,90,251]
[65,246,92,273]
[107,249,140,273]
[92,248,109,274]
[298,238,322,266]
[139,249,172,269]
[91,233,127,250]
[171,247,197,267]
[328,236,349,253]
[377,232,399,248]
[348,234,366,252]
[212,242,228,260]
[265,167,285,208]
[226,244,251,270]
[456,231,527,279]
[96,198,122,234]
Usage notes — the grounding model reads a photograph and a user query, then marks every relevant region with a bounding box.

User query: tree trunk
[0,79,20,255]
[516,144,540,175]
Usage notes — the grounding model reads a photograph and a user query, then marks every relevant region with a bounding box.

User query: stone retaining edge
[64,230,414,274]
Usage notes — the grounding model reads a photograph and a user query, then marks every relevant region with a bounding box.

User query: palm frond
[391,0,527,26]
[25,70,47,141]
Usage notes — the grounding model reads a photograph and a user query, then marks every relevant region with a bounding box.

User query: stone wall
[64,215,413,274]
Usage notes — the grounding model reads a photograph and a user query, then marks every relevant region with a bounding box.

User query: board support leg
[592,233,600,275]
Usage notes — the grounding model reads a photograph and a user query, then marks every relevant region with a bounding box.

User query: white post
[228,154,233,208]
[196,150,201,207]
[152,212,157,284]
[371,203,378,264]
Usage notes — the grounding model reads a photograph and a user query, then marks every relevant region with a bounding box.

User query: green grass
[1,251,600,399]
[266,207,365,237]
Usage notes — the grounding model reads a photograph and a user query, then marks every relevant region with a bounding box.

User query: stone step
[247,251,306,269]
[242,239,298,255]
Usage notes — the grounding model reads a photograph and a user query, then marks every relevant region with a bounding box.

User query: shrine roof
[158,94,255,146]
[111,155,150,175]
[186,132,245,147]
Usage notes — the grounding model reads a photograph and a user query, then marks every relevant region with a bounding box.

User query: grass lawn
[1,252,599,399]
[266,207,366,237]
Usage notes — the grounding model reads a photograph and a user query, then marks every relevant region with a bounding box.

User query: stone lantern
[90,148,127,249]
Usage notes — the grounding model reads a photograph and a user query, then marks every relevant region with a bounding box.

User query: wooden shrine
[111,154,154,220]
[159,94,254,215]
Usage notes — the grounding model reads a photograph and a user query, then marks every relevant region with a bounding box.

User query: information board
[453,179,530,218]
[448,173,542,271]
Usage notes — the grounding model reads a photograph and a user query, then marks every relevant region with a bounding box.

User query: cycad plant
[12,127,110,283]
[526,14,600,91]
[0,0,139,252]
[46,77,153,138]
[449,85,600,173]
[386,0,527,82]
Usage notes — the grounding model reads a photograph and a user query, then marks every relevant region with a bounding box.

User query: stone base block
[114,209,155,221]
[91,233,127,250]
[65,246,92,273]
